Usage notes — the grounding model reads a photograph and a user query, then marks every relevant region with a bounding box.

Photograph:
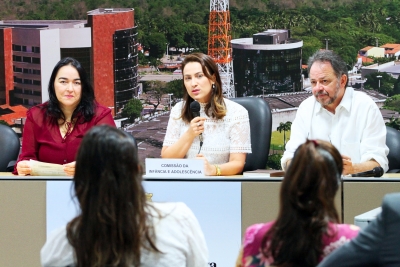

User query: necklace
[60,120,74,140]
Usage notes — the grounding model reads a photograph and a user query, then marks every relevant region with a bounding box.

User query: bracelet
[214,165,221,176]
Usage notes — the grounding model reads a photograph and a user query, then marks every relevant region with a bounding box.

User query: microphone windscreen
[373,166,384,177]
[190,101,200,113]
[190,101,201,118]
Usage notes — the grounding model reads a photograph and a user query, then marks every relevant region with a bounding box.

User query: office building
[231,29,303,96]
[0,8,138,116]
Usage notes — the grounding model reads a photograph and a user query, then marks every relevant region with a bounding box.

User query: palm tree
[277,121,292,150]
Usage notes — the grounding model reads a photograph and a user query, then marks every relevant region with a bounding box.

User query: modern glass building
[231,30,303,97]
[113,27,139,112]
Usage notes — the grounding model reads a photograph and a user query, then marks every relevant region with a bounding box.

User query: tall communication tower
[208,0,235,98]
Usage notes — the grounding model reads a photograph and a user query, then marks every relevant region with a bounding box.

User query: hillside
[1,0,400,64]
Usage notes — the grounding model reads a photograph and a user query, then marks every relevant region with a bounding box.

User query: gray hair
[307,50,348,88]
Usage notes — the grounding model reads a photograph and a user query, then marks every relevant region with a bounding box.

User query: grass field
[270,130,291,150]
[271,130,290,145]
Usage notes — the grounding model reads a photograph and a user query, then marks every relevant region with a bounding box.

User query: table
[1,173,400,266]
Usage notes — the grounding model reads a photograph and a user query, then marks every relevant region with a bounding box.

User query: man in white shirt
[281,50,388,175]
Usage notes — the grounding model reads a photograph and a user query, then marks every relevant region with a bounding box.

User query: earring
[212,84,216,91]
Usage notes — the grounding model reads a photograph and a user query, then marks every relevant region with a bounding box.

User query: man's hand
[342,155,381,175]
[342,155,354,175]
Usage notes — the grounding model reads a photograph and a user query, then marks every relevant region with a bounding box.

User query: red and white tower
[208,0,235,98]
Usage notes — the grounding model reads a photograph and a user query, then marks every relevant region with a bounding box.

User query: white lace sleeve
[163,102,186,147]
[227,100,252,154]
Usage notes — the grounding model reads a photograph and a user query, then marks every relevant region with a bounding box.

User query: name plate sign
[145,158,204,177]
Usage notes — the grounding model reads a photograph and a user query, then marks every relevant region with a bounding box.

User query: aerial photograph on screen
[1,0,400,168]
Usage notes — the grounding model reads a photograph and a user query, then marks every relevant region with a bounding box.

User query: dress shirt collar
[315,87,354,115]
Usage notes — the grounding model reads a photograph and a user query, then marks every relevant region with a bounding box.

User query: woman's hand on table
[16,160,32,176]
[63,161,76,176]
[196,154,216,175]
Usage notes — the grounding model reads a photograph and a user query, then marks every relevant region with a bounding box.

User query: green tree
[394,76,400,95]
[0,120,9,126]
[386,116,400,131]
[184,23,208,53]
[383,94,400,113]
[121,98,143,123]
[300,36,322,64]
[266,154,282,170]
[277,121,292,149]
[143,32,167,61]
[166,79,184,99]
[161,16,186,51]
[142,80,166,114]
[364,72,397,96]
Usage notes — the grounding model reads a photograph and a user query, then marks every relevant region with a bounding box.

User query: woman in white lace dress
[162,53,252,176]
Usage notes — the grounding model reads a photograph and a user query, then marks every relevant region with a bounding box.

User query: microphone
[189,101,203,154]
[351,167,384,177]
[190,100,201,118]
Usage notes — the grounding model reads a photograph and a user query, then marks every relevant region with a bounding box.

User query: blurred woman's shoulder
[148,202,192,219]
[243,221,274,248]
[94,101,111,114]
[143,202,209,266]
[25,103,48,124]
[327,222,360,237]
[169,101,185,119]
[321,222,360,259]
[27,102,47,113]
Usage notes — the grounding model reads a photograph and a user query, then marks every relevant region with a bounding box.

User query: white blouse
[40,202,209,267]
[163,98,252,164]
[281,87,389,171]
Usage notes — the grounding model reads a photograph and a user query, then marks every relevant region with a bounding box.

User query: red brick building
[0,28,13,106]
[87,9,138,115]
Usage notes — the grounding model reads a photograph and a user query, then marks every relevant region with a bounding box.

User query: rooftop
[0,20,85,29]
[360,46,374,51]
[87,8,133,15]
[0,105,28,125]
[380,43,400,49]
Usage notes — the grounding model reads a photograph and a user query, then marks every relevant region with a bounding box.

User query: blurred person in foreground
[40,125,209,267]
[162,53,251,176]
[237,139,360,267]
[318,192,400,267]
[281,50,388,175]
[14,57,115,176]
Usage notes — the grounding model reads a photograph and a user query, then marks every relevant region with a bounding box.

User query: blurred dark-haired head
[282,139,342,220]
[262,139,342,266]
[74,125,142,206]
[68,125,157,266]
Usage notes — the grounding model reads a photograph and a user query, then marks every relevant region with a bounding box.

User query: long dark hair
[262,139,342,267]
[180,53,226,123]
[66,125,159,267]
[46,57,95,124]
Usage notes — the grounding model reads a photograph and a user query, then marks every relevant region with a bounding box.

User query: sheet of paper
[30,160,67,176]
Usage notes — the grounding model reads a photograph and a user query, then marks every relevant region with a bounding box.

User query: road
[139,74,182,82]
